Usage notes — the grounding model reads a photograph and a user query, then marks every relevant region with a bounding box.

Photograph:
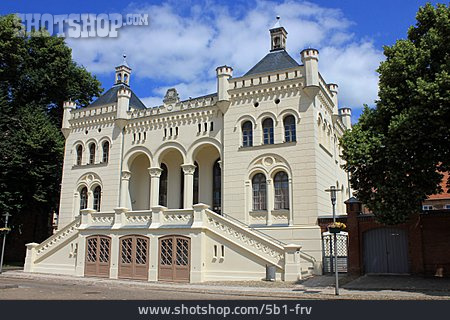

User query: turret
[338,107,352,129]
[116,87,131,128]
[115,54,132,128]
[301,48,319,90]
[216,65,233,102]
[270,16,287,51]
[62,100,76,138]
[327,83,339,110]
[115,54,131,86]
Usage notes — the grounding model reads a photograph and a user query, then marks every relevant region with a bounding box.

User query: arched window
[252,173,267,211]
[284,115,296,142]
[159,163,168,207]
[80,187,88,211]
[212,159,221,214]
[274,172,289,210]
[76,145,83,165]
[262,118,274,144]
[242,121,253,147]
[89,143,96,164]
[102,141,109,163]
[93,186,101,211]
[193,161,199,205]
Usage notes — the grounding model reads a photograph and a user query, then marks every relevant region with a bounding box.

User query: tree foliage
[0,14,102,260]
[341,3,450,224]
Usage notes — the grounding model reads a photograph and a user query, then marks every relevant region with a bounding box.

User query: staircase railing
[204,209,285,268]
[34,216,81,259]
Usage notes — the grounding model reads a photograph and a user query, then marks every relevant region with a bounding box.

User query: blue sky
[2,0,443,121]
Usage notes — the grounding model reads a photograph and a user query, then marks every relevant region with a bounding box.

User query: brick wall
[342,198,450,277]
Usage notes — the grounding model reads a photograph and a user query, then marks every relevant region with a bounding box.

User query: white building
[24,20,351,282]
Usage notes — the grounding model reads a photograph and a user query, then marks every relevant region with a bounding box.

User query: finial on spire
[121,53,130,68]
[272,15,282,29]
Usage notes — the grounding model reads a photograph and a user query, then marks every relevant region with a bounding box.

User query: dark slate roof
[179,93,217,103]
[244,49,300,76]
[88,84,146,109]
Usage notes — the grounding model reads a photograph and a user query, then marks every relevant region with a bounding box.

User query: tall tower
[115,54,131,86]
[270,16,287,51]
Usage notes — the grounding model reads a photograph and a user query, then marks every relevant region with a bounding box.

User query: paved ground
[1,270,449,300]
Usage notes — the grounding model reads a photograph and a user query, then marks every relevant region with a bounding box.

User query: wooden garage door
[118,235,149,280]
[363,228,409,274]
[158,235,190,282]
[85,235,111,278]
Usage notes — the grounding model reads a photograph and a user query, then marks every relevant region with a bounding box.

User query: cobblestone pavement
[0,271,449,300]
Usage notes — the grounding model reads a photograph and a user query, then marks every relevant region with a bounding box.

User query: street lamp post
[0,212,11,274]
[325,186,340,295]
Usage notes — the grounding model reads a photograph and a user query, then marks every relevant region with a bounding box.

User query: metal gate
[158,235,190,282]
[363,228,409,274]
[118,235,149,280]
[322,232,348,273]
[85,235,111,278]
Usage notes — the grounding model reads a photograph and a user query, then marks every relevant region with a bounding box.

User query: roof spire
[269,16,287,51]
[120,52,130,68]
[115,53,131,86]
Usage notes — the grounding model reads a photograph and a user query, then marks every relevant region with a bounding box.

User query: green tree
[341,3,449,224]
[0,14,102,261]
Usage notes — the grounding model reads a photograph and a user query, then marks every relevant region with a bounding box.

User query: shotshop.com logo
[16,13,149,37]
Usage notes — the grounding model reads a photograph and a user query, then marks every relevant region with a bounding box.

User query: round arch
[234,114,257,130]
[123,146,153,171]
[187,137,222,164]
[85,138,99,147]
[155,141,187,165]
[76,172,103,191]
[72,140,85,149]
[248,167,269,180]
[279,108,301,123]
[257,111,278,125]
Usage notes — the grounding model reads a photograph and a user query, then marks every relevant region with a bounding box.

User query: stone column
[288,177,294,226]
[73,192,80,219]
[120,170,131,208]
[244,180,251,224]
[87,190,94,209]
[266,178,273,226]
[109,235,119,279]
[149,167,162,208]
[181,163,196,209]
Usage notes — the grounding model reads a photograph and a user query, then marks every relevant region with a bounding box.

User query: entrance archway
[159,149,184,209]
[191,144,221,210]
[129,154,151,210]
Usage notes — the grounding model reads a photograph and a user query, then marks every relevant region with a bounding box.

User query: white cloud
[66,0,383,109]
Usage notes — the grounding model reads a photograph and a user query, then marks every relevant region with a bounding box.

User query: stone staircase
[203,209,286,269]
[33,217,81,263]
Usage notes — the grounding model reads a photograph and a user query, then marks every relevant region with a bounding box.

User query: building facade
[24,21,351,282]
